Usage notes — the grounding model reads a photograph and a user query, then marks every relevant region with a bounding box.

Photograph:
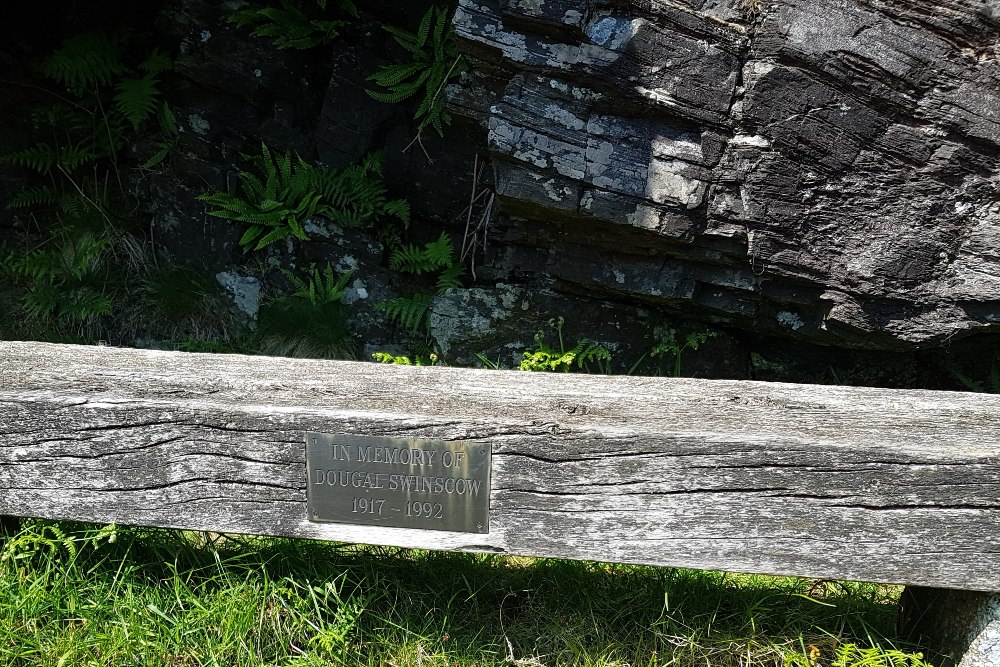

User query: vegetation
[650,328,717,378]
[375,231,463,335]
[229,0,359,49]
[198,146,408,253]
[367,5,465,137]
[0,519,934,667]
[0,30,178,343]
[253,263,358,359]
[518,316,613,373]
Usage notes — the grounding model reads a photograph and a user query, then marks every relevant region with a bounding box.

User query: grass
[0,520,935,667]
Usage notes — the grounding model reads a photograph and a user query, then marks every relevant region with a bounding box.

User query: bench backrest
[2,341,999,592]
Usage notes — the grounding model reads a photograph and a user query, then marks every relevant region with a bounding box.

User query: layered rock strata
[451,0,1000,347]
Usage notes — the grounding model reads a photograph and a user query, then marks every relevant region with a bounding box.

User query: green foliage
[42,33,126,94]
[253,264,357,359]
[376,232,463,335]
[199,144,318,251]
[518,316,612,373]
[310,151,410,230]
[199,146,407,252]
[1,520,119,569]
[1,231,115,337]
[784,642,932,667]
[375,293,432,334]
[388,231,455,275]
[230,0,357,49]
[0,519,932,667]
[650,328,717,377]
[372,350,439,366]
[366,5,466,137]
[951,354,1000,393]
[0,31,178,344]
[121,264,234,343]
[141,102,180,169]
[283,263,353,306]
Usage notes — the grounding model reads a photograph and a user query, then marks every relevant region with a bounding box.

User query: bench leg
[899,586,1000,667]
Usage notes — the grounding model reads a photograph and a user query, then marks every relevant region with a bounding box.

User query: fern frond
[381,198,410,225]
[368,62,426,88]
[58,142,100,171]
[389,232,455,275]
[138,49,173,75]
[339,0,358,18]
[43,33,125,93]
[231,1,345,49]
[157,102,179,137]
[376,293,432,333]
[254,226,292,249]
[114,74,160,128]
[2,144,59,174]
[7,185,60,209]
[574,340,612,370]
[366,6,463,137]
[23,285,61,320]
[435,262,463,293]
[60,287,113,322]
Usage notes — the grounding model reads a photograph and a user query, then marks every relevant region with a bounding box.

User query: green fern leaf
[2,144,59,174]
[381,198,410,225]
[8,186,60,209]
[43,33,125,93]
[339,0,359,17]
[58,142,99,171]
[157,102,179,137]
[435,262,464,293]
[254,226,291,249]
[376,293,432,333]
[370,62,426,88]
[433,7,448,60]
[389,232,454,275]
[141,145,171,169]
[239,225,265,250]
[114,75,160,128]
[138,49,174,75]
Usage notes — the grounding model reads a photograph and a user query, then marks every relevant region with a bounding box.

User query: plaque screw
[477,523,483,530]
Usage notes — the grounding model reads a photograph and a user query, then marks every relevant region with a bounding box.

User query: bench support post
[900,587,1000,667]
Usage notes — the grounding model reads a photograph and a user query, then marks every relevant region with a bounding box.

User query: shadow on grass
[0,520,927,667]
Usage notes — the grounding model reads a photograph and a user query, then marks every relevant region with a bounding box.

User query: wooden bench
[2,341,999,665]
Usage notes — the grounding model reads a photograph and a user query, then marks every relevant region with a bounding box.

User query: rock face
[452,0,1000,348]
[900,587,1000,667]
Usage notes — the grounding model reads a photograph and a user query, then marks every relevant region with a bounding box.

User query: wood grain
[2,341,999,591]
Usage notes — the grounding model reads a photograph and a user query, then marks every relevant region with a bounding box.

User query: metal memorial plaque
[305,433,491,533]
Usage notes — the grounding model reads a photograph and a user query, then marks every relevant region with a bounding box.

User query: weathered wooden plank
[1,341,999,591]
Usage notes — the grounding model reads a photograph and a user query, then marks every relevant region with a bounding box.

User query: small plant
[1,31,177,343]
[230,0,358,49]
[518,317,612,373]
[254,264,357,359]
[372,351,439,366]
[366,5,465,138]
[283,262,353,306]
[1,231,115,339]
[784,642,932,667]
[475,351,502,370]
[142,102,180,169]
[0,521,77,566]
[951,354,1000,393]
[121,264,234,343]
[199,146,408,252]
[376,232,462,334]
[4,33,174,177]
[650,328,716,377]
